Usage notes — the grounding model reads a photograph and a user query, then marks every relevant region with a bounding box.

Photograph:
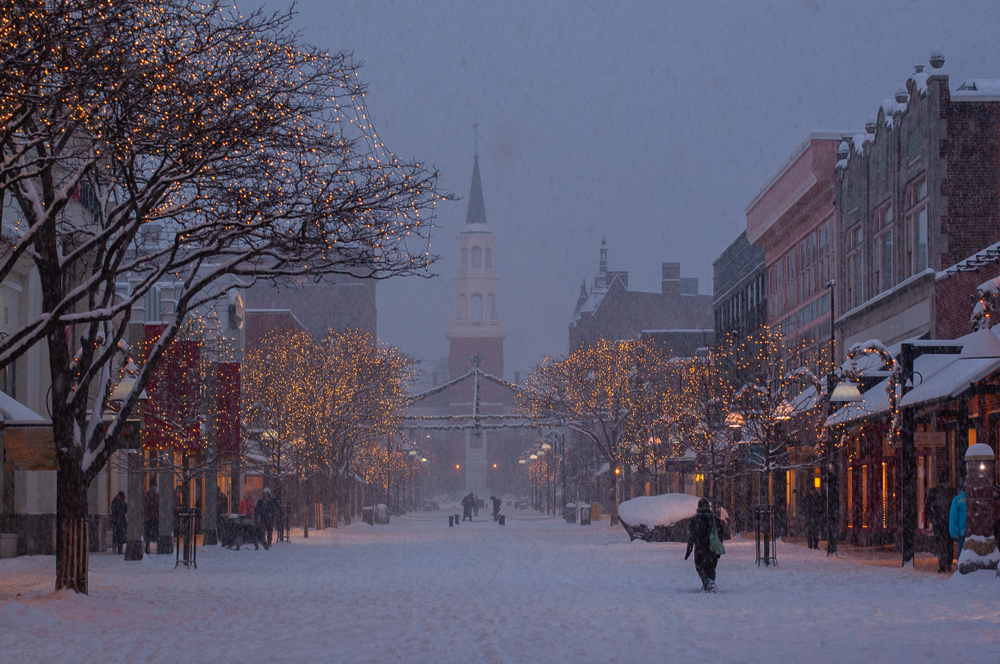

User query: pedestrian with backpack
[684,497,725,592]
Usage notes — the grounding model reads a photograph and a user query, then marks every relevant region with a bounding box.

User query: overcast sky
[263,0,1000,380]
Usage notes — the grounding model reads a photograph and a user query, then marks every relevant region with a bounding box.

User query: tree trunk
[55,462,90,593]
[124,451,145,561]
[203,462,218,546]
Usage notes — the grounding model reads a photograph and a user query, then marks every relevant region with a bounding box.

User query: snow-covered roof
[745,130,854,215]
[953,79,1000,102]
[937,239,1000,278]
[0,392,47,423]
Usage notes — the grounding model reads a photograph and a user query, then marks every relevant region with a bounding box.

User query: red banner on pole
[216,362,241,459]
[143,323,202,451]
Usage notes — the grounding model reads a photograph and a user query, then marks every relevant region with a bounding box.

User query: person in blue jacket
[949,481,967,563]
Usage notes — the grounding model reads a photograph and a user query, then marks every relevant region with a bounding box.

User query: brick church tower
[447,151,507,493]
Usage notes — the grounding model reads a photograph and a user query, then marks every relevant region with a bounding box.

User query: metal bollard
[448,515,454,527]
[455,513,461,524]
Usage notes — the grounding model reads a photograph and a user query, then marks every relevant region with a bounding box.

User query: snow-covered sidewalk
[1,514,997,663]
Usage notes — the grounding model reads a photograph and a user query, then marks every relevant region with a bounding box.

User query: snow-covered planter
[957,534,999,574]
[617,494,730,543]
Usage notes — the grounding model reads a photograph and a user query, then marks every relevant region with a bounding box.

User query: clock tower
[447,151,506,493]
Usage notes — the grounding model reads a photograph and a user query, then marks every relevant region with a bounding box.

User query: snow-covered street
[1,512,998,663]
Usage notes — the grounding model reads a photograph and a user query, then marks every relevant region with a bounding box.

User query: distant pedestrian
[491,495,502,521]
[110,491,127,555]
[143,484,159,554]
[473,494,480,517]
[949,481,967,563]
[924,474,955,573]
[461,493,474,521]
[803,488,823,550]
[240,493,255,516]
[684,498,725,592]
[255,488,279,548]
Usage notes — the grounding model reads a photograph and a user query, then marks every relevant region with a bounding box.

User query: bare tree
[518,338,665,525]
[0,0,444,592]
[718,328,821,507]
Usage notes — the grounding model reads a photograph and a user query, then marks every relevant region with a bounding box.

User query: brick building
[244,274,377,340]
[835,52,1000,354]
[569,240,713,352]
[746,132,843,373]
[712,230,766,343]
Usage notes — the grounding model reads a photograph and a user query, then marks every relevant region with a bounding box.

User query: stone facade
[835,58,1000,356]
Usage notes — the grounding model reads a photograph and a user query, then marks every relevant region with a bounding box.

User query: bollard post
[959,443,998,574]
[455,513,461,524]
[498,515,505,526]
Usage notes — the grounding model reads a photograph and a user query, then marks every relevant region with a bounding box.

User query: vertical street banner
[143,323,202,451]
[216,362,241,459]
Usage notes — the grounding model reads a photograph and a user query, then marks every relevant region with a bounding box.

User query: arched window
[485,248,493,269]
[471,246,482,269]
[471,294,483,320]
[487,293,496,320]
[460,247,468,270]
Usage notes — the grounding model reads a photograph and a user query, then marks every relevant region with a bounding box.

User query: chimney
[661,263,681,297]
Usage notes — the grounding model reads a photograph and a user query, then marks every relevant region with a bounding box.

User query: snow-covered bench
[618,494,730,542]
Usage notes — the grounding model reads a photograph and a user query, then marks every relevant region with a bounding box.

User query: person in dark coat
[461,493,474,521]
[143,484,159,554]
[803,488,823,550]
[924,473,955,573]
[685,498,724,592]
[255,487,279,548]
[110,491,127,555]
[491,496,502,521]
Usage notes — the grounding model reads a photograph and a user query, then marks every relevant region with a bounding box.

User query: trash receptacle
[564,503,577,523]
[362,506,375,525]
[591,503,602,522]
[580,504,592,525]
[375,503,389,525]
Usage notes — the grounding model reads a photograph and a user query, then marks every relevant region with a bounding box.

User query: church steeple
[465,153,488,226]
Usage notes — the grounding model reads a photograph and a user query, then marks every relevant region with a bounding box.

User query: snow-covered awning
[899,328,1000,408]
[0,391,48,424]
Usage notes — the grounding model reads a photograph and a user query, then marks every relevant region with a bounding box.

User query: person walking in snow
[473,494,480,517]
[685,498,724,592]
[461,493,474,521]
[255,487,279,548]
[110,491,127,555]
[949,481,967,563]
[924,474,955,573]
[491,495,502,521]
